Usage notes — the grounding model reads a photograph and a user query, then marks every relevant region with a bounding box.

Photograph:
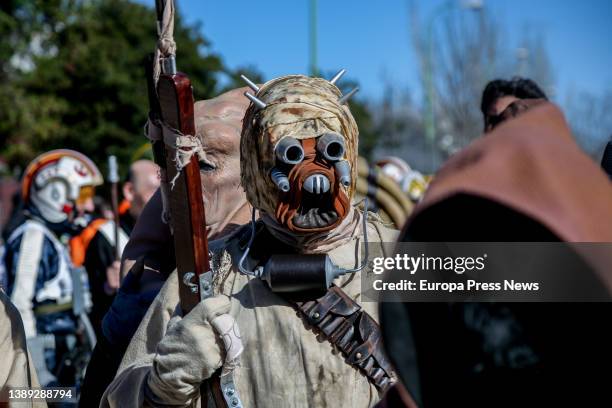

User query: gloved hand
[145,295,231,406]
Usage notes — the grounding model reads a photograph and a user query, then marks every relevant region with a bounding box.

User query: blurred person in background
[68,195,113,275]
[481,77,548,133]
[81,159,159,338]
[0,149,102,388]
[93,195,115,220]
[375,156,429,202]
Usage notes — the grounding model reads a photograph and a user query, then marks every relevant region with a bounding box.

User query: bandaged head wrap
[240,75,359,234]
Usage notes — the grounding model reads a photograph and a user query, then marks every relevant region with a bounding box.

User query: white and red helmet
[375,156,429,201]
[21,149,103,224]
[375,156,412,185]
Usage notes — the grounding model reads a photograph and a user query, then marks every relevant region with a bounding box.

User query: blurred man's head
[481,77,547,132]
[123,160,160,219]
[195,87,252,237]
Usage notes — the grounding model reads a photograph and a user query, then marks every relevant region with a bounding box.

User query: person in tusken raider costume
[101,73,397,407]
[79,88,252,408]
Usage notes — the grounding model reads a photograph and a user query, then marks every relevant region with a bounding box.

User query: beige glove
[145,295,231,406]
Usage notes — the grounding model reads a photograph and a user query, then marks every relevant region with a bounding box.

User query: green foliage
[1,1,381,173]
[0,0,224,172]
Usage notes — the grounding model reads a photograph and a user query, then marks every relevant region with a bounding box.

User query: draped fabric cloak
[101,218,397,408]
[379,102,612,408]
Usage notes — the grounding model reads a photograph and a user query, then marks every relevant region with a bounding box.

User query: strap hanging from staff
[152,0,206,315]
[153,0,176,84]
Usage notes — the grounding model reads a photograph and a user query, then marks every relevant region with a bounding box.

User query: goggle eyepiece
[317,133,345,162]
[275,137,305,165]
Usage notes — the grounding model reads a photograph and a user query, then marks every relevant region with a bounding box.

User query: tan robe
[0,290,46,408]
[102,218,397,408]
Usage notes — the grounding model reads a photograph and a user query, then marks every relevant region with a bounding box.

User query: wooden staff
[145,1,231,406]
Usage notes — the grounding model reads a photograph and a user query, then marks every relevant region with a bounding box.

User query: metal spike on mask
[244,92,267,110]
[329,69,346,85]
[338,87,359,105]
[240,74,260,93]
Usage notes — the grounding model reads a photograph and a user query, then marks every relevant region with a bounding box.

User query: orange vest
[69,218,108,267]
[118,199,131,216]
[70,199,131,266]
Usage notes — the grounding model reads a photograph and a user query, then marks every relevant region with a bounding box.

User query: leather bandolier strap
[242,224,395,392]
[291,285,395,392]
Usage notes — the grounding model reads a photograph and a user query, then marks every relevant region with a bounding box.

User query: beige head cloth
[240,75,359,216]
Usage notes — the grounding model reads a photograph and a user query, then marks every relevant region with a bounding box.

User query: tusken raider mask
[240,74,359,233]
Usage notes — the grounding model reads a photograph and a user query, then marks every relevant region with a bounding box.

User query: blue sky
[163,0,612,104]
